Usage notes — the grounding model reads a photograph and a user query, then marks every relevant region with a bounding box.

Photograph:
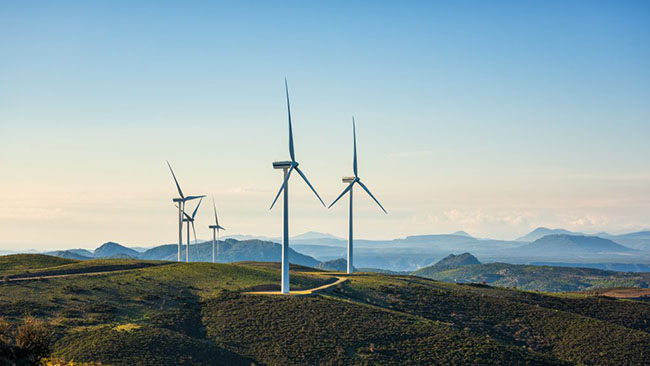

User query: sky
[1,1,649,250]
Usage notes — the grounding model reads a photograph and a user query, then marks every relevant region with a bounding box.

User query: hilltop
[1,254,649,365]
[414,252,480,274]
[315,258,351,271]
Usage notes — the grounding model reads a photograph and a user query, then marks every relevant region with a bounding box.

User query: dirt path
[243,276,348,296]
[2,263,170,283]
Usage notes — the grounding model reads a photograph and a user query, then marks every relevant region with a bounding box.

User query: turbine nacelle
[273,161,294,170]
[342,176,356,183]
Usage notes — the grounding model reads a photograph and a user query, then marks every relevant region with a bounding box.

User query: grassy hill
[1,254,649,365]
[413,261,650,292]
[0,254,77,276]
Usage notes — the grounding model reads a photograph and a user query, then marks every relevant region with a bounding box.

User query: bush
[3,316,54,365]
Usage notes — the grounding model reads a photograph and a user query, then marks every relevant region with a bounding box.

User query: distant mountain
[519,234,633,255]
[517,227,582,242]
[316,258,350,272]
[45,250,92,260]
[404,234,478,243]
[451,231,473,238]
[611,230,650,240]
[67,248,95,257]
[412,253,480,276]
[224,232,342,243]
[604,231,650,251]
[94,242,140,258]
[224,234,279,242]
[292,231,342,241]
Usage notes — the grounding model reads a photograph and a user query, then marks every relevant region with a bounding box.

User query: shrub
[14,316,53,364]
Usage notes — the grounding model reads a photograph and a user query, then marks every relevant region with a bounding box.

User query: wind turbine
[208,196,225,263]
[167,161,205,262]
[328,118,387,274]
[179,197,202,262]
[270,79,326,294]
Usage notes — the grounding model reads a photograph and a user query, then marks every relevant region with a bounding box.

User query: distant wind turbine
[178,197,202,262]
[328,118,387,274]
[167,161,205,262]
[208,196,225,263]
[270,79,325,294]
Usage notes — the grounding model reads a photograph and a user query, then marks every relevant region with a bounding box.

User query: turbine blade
[218,225,226,231]
[295,166,325,207]
[191,197,203,219]
[357,180,387,214]
[285,79,295,162]
[328,181,354,209]
[269,165,294,210]
[353,117,358,178]
[166,161,184,199]
[185,195,205,201]
[191,221,197,245]
[212,196,219,226]
[175,204,192,220]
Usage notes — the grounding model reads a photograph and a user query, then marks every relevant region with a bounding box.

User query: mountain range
[46,239,320,268]
[13,227,650,272]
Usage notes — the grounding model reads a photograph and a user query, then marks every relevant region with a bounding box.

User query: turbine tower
[328,118,387,274]
[179,197,202,262]
[167,161,205,262]
[270,79,325,294]
[208,196,225,263]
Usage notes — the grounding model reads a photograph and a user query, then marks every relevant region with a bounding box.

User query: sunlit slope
[0,255,649,365]
[0,254,78,275]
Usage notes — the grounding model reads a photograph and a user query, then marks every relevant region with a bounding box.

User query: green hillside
[413,262,650,292]
[0,254,78,276]
[1,254,649,365]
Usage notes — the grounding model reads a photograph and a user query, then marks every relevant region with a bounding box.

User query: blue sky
[1,1,649,249]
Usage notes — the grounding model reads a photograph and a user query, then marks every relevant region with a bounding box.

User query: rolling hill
[1,254,649,365]
[413,256,650,292]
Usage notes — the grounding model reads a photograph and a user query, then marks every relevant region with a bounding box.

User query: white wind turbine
[328,118,387,274]
[179,197,202,262]
[167,161,205,262]
[270,79,325,294]
[208,196,225,263]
